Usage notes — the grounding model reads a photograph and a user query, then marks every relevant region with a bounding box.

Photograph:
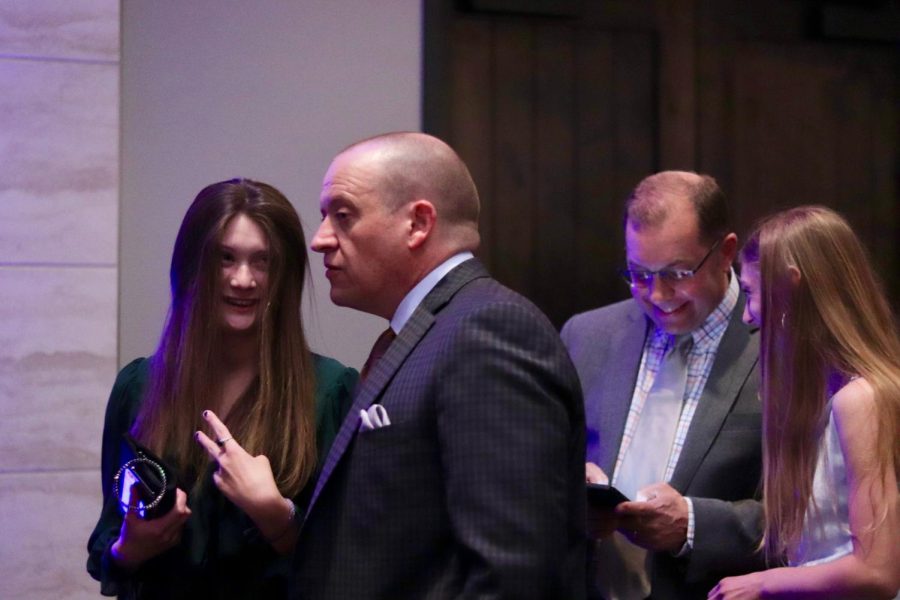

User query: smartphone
[119,466,148,519]
[586,482,630,508]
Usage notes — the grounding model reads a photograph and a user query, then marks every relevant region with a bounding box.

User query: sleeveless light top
[792,395,899,599]
[791,400,853,566]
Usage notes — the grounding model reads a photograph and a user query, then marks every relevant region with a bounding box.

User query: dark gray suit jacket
[561,297,764,600]
[292,259,586,599]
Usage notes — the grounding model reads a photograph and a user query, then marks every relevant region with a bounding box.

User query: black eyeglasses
[620,238,723,287]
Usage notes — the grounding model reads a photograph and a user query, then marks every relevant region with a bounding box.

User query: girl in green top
[87,179,357,598]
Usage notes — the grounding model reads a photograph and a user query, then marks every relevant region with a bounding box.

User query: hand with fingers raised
[195,410,298,552]
[110,485,191,571]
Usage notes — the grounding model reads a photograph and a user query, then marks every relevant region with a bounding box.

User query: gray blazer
[293,259,587,600]
[561,297,765,600]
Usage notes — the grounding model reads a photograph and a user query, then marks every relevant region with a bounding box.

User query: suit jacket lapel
[669,296,758,491]
[303,258,489,520]
[598,306,648,474]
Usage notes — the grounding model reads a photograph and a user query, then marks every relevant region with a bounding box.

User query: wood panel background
[424,0,900,327]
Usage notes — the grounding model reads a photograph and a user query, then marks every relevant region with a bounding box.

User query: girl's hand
[707,572,765,600]
[110,487,191,571]
[195,410,295,549]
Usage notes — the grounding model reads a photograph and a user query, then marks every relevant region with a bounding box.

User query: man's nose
[647,275,674,303]
[310,219,334,253]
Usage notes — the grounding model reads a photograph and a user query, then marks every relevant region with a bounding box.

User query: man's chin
[659,324,692,336]
[329,291,349,307]
[328,289,361,311]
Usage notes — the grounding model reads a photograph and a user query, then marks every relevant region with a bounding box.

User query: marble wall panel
[0,58,118,265]
[0,1,120,598]
[0,266,117,472]
[0,471,102,599]
[0,0,118,61]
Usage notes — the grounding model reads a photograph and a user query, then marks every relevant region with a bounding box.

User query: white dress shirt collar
[390,252,474,333]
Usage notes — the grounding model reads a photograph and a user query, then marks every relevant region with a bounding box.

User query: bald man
[291,132,586,599]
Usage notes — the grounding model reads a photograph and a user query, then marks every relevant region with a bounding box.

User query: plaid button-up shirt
[613,271,739,486]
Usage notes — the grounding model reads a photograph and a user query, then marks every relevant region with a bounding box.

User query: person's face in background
[625,199,735,335]
[218,213,270,336]
[739,261,762,327]
[310,146,411,320]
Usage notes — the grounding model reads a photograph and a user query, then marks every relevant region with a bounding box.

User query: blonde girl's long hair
[741,205,900,562]
[131,179,318,498]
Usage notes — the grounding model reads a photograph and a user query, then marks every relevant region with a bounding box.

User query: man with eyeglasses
[562,171,764,599]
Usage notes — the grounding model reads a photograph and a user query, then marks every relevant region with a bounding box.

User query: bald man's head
[338,132,481,251]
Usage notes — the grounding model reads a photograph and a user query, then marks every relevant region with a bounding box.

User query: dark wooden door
[425,0,900,326]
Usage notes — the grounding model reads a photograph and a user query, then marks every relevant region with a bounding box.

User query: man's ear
[720,232,739,267]
[407,200,436,249]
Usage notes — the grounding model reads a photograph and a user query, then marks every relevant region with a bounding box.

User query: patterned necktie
[615,333,693,499]
[360,327,396,381]
[593,333,693,600]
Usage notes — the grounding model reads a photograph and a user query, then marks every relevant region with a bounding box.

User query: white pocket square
[359,404,391,431]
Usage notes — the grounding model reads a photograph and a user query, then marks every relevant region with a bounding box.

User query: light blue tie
[593,334,692,600]
[615,333,692,499]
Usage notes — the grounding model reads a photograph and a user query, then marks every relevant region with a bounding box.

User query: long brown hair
[131,178,317,497]
[741,205,900,561]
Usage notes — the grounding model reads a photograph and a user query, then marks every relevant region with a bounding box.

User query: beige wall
[0,0,420,597]
[0,1,120,598]
[120,0,422,370]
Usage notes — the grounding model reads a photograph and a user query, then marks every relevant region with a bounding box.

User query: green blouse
[86,354,357,599]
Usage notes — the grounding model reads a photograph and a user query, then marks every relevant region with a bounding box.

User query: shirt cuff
[672,496,694,557]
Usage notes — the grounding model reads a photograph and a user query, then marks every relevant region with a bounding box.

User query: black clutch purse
[113,433,179,520]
